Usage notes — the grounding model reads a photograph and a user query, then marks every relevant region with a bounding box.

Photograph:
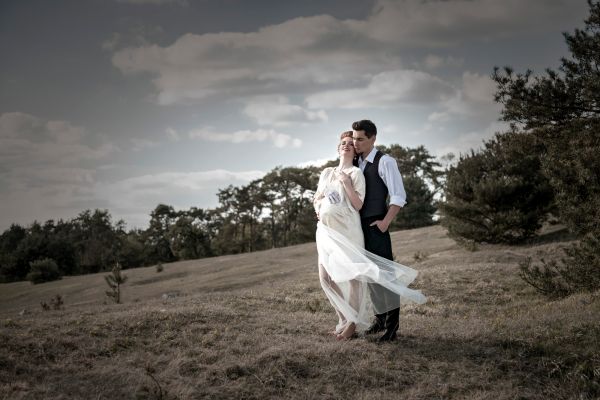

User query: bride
[313,131,426,340]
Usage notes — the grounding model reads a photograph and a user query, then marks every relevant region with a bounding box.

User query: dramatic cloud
[0,112,119,228]
[106,169,265,192]
[130,137,160,152]
[434,120,508,157]
[165,127,180,141]
[189,127,302,148]
[421,54,464,70]
[0,112,117,173]
[94,169,265,228]
[111,0,579,105]
[296,158,332,168]
[306,69,455,109]
[430,72,502,123]
[111,14,399,104]
[0,113,266,228]
[243,96,327,127]
[363,0,581,46]
[102,24,165,51]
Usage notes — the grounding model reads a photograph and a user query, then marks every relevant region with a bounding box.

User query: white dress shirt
[358,148,406,207]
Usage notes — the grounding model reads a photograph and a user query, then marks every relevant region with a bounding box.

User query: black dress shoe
[365,323,385,335]
[377,330,398,342]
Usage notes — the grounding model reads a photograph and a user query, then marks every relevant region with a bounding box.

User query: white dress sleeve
[313,168,331,213]
[351,167,366,202]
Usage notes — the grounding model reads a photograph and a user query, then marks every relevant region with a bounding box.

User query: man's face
[352,130,375,156]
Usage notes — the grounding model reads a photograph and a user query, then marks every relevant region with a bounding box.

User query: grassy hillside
[1,225,598,399]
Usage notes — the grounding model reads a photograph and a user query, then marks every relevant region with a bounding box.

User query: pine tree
[439,131,554,244]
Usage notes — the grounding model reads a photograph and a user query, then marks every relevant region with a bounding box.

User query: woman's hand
[337,170,363,211]
[336,170,352,187]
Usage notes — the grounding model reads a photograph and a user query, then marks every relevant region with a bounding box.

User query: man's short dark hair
[352,120,377,138]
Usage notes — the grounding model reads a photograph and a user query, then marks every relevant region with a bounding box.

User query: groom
[352,119,406,342]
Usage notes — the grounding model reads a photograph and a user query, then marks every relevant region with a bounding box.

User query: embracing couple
[314,120,426,342]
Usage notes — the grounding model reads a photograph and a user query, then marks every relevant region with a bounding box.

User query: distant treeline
[0,144,442,283]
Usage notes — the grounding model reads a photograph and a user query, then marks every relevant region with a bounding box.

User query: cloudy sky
[0,0,590,230]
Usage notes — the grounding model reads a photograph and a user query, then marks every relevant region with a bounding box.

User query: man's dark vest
[360,150,388,219]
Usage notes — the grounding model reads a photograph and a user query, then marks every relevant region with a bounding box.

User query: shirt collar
[360,147,378,164]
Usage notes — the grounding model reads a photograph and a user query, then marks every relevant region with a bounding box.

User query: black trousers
[361,215,400,333]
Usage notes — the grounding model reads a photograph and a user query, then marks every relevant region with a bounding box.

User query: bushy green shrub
[536,121,600,237]
[520,233,600,298]
[26,258,62,284]
[439,131,554,244]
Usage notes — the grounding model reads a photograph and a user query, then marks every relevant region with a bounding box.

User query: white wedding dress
[314,167,426,333]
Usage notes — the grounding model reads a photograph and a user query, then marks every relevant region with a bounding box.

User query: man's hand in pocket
[370,220,389,233]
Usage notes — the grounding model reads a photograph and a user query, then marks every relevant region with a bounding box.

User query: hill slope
[1,225,598,399]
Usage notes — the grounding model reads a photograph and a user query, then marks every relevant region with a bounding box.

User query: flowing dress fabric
[314,167,426,333]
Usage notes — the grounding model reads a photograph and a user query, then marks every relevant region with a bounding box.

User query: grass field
[1,225,598,399]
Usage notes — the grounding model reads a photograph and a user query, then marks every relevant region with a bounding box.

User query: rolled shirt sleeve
[378,155,406,207]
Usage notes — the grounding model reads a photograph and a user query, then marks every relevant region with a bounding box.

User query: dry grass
[0,225,598,399]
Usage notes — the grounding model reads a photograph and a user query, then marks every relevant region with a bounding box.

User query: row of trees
[0,145,441,283]
[441,0,600,297]
[0,210,145,282]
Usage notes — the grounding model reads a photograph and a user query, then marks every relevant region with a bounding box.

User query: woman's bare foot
[328,318,347,336]
[336,322,356,340]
